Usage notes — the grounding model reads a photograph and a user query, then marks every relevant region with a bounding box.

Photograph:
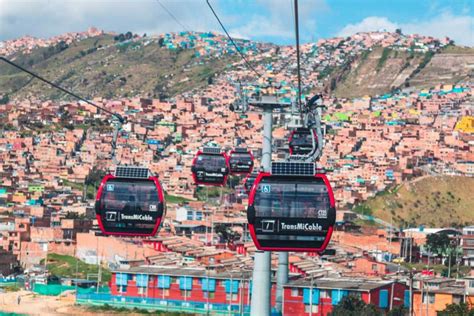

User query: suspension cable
[0,57,124,124]
[156,0,190,32]
[206,0,262,79]
[293,0,302,112]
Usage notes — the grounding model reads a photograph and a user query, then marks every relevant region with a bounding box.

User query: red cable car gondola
[191,147,229,186]
[243,172,258,195]
[288,127,318,156]
[227,148,254,175]
[247,162,336,252]
[95,166,165,237]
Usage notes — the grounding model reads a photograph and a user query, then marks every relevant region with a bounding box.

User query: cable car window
[101,180,160,213]
[255,181,329,218]
[195,155,227,169]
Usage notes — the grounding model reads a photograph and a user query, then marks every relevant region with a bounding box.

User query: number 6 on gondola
[247,162,336,252]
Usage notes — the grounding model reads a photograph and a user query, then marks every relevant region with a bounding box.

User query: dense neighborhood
[0,28,473,315]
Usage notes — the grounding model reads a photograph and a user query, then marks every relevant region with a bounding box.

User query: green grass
[441,45,474,54]
[360,176,474,227]
[1,284,21,292]
[61,179,83,191]
[400,262,471,277]
[41,253,111,282]
[165,193,191,204]
[376,47,391,71]
[354,218,378,227]
[87,304,188,315]
[353,204,372,216]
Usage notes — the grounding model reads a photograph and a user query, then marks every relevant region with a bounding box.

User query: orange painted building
[412,278,474,316]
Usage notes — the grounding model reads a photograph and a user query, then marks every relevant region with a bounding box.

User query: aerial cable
[156,0,191,32]
[0,56,130,164]
[0,57,124,124]
[293,0,303,113]
[206,0,262,79]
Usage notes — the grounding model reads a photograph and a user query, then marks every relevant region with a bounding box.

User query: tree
[388,306,408,316]
[330,295,382,316]
[438,302,474,316]
[85,167,106,187]
[158,38,165,47]
[426,232,451,260]
[0,94,10,105]
[125,31,133,40]
[215,224,241,245]
[395,28,403,35]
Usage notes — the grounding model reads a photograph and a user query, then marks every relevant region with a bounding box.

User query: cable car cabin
[243,172,258,195]
[95,166,165,237]
[289,127,318,156]
[228,148,254,175]
[191,147,229,186]
[247,162,336,252]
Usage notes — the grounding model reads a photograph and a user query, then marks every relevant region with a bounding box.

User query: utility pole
[250,104,272,316]
[249,96,291,316]
[409,269,413,316]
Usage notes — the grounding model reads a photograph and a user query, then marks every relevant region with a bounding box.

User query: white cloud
[227,0,328,43]
[402,11,474,46]
[337,17,398,37]
[0,0,327,44]
[337,12,474,46]
[0,0,222,41]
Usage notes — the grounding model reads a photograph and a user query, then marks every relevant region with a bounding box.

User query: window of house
[181,290,191,297]
[453,295,462,305]
[162,289,169,296]
[468,280,474,288]
[117,285,127,293]
[138,287,146,295]
[226,293,238,301]
[204,292,215,299]
[291,288,299,297]
[304,305,318,313]
[422,293,435,304]
[320,290,331,298]
[371,264,378,271]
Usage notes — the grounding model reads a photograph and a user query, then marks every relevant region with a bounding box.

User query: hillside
[0,32,472,101]
[333,46,474,98]
[0,34,239,100]
[357,176,474,228]
[333,47,426,98]
[408,46,474,89]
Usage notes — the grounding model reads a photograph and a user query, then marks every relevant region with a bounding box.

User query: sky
[0,0,473,46]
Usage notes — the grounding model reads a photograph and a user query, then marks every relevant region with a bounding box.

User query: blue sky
[0,0,472,46]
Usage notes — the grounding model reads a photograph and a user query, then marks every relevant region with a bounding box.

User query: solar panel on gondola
[228,148,254,175]
[288,127,318,156]
[247,162,336,252]
[191,147,230,186]
[95,166,165,236]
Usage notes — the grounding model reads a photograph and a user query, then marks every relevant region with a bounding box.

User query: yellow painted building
[455,116,474,133]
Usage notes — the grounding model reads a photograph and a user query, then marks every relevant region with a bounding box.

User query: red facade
[283,282,407,316]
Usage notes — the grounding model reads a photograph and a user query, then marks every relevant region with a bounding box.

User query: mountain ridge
[0,30,472,102]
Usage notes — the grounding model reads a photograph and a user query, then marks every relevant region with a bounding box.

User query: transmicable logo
[121,214,153,221]
[280,222,322,231]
